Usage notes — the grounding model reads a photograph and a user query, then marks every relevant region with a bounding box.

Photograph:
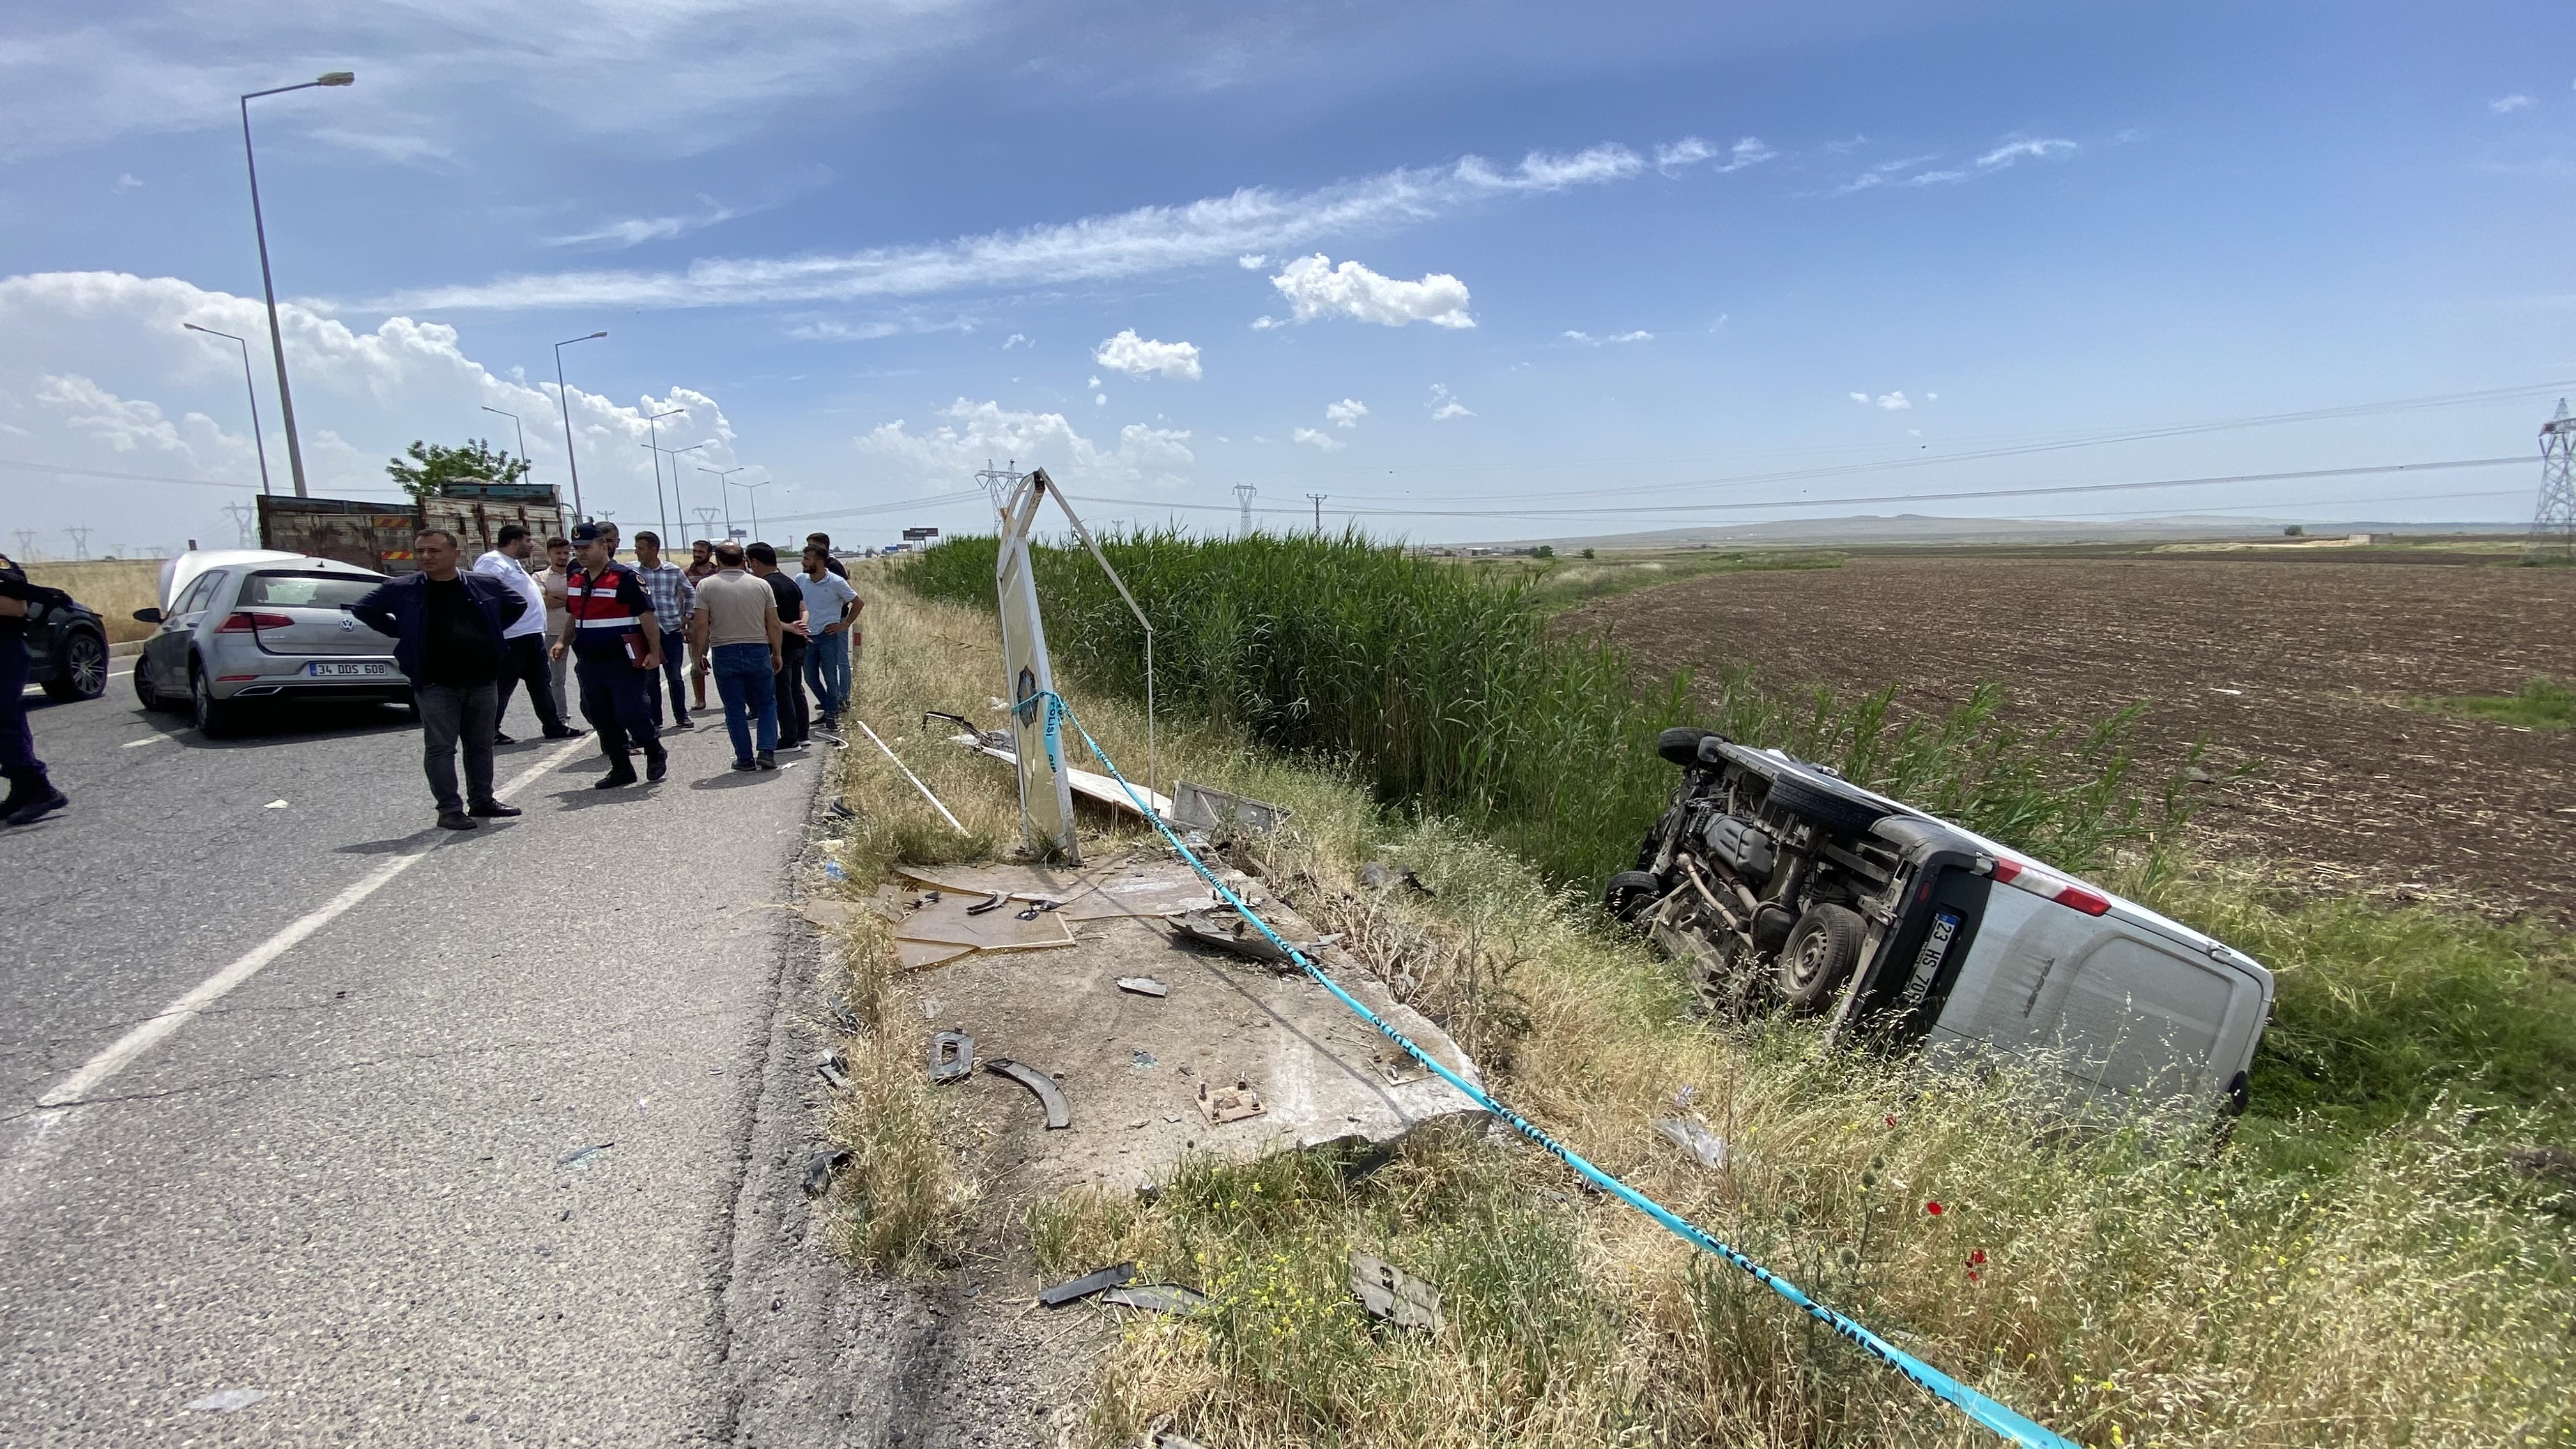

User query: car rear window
[244,572,378,608]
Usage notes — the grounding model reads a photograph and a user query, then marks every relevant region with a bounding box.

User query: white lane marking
[121,735,172,749]
[31,733,597,1110]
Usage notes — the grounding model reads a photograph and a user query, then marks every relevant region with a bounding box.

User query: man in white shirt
[474,524,583,744]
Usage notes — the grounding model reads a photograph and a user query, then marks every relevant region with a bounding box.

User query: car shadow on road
[162,703,417,749]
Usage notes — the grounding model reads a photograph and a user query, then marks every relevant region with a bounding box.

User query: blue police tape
[1021,689,2079,1449]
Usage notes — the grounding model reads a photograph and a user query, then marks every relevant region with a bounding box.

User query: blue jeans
[805,629,850,721]
[712,642,777,762]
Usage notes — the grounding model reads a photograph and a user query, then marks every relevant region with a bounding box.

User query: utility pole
[1307,492,1328,532]
[976,460,1026,526]
[1234,482,1257,536]
[553,331,608,522]
[2529,398,2576,564]
[240,71,354,498]
[221,500,257,547]
[66,526,92,561]
[643,406,685,545]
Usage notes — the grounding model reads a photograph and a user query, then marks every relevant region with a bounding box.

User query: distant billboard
[901,526,940,541]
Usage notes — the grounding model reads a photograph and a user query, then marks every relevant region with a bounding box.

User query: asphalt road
[0,669,841,1445]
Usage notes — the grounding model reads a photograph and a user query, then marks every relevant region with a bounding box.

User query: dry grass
[831,565,2576,1448]
[23,558,164,643]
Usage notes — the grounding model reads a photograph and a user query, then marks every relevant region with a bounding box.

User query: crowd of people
[353,523,864,829]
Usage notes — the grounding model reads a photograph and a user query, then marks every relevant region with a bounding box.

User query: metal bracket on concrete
[1195,1077,1266,1125]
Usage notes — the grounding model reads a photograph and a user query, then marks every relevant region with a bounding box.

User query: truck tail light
[1989,858,2112,916]
[216,611,296,632]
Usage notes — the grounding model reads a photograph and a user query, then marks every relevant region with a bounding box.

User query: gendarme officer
[549,523,668,788]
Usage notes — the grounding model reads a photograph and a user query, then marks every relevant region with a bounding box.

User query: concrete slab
[901,849,1487,1196]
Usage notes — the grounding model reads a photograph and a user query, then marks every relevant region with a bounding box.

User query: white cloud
[1268,254,1473,329]
[547,202,742,250]
[1849,392,1870,403]
[1926,391,1938,401]
[2492,94,2536,114]
[1563,328,1652,344]
[1427,383,1471,420]
[305,128,456,168]
[1850,390,1911,410]
[786,314,975,342]
[1092,328,1203,380]
[1323,397,1367,429]
[375,141,1664,312]
[1659,135,1777,176]
[1237,254,1268,269]
[112,172,142,192]
[1291,427,1344,452]
[0,270,742,549]
[1002,333,1029,349]
[854,398,1193,490]
[1975,137,2078,169]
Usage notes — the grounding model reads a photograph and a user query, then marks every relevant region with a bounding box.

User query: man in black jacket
[0,553,72,826]
[349,530,529,831]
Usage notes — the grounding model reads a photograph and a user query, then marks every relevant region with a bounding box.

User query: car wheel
[132,656,162,711]
[1604,870,1667,923]
[1774,903,1865,1013]
[1657,726,1719,768]
[1763,769,1896,837]
[190,663,238,740]
[42,627,109,701]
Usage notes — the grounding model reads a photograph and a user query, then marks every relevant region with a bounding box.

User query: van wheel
[1765,770,1894,837]
[1604,870,1666,923]
[1775,904,1864,1013]
[1657,727,1717,767]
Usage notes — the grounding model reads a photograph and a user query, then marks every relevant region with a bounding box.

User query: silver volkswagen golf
[133,553,406,737]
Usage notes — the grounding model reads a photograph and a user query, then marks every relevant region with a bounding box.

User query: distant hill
[1482,513,2521,550]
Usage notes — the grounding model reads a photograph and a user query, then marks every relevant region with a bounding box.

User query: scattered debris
[822,860,847,883]
[1348,1250,1444,1333]
[967,891,1011,916]
[1153,1434,1210,1449]
[825,799,859,822]
[1116,976,1169,998]
[1101,1282,1209,1315]
[801,900,858,930]
[1372,1046,1427,1087]
[828,997,860,1032]
[946,730,1175,819]
[987,1057,1073,1129]
[1196,1078,1266,1125]
[556,1142,614,1168]
[1013,899,1061,921]
[802,1148,852,1197]
[1172,910,1295,967]
[929,1030,975,1085]
[1130,1048,1158,1070]
[184,1388,272,1413]
[1358,860,1436,896]
[1653,1117,1731,1170]
[1170,780,1291,838]
[263,800,289,811]
[815,1050,852,1092]
[1036,1262,1136,1307]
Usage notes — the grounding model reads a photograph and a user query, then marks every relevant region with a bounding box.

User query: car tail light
[217,611,296,632]
[1989,857,2112,916]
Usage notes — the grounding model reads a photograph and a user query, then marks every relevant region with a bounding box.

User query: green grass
[2416,675,2574,731]
[900,531,2199,888]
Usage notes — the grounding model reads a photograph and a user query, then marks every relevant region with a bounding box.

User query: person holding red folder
[551,523,667,788]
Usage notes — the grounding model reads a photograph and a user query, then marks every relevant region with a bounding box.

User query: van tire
[1657,727,1717,767]
[1604,870,1666,923]
[1765,770,1894,836]
[1775,903,1864,1013]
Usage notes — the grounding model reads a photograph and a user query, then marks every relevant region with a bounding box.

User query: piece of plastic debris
[967,891,1010,916]
[1170,780,1291,838]
[986,1057,1072,1129]
[263,800,289,810]
[1358,860,1436,896]
[1654,1117,1729,1170]
[829,999,860,1032]
[1348,1249,1444,1333]
[928,1030,974,1085]
[918,996,942,1020]
[185,1388,272,1413]
[1195,1078,1266,1125]
[815,1050,852,1091]
[557,1142,614,1168]
[802,1147,852,1197]
[1130,1048,1158,1070]
[1101,1283,1209,1316]
[822,860,847,883]
[825,799,858,820]
[1116,976,1169,998]
[1036,1261,1136,1307]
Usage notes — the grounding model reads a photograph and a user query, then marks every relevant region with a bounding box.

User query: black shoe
[595,760,639,789]
[0,769,41,817]
[468,800,523,818]
[4,785,68,827]
[668,717,695,732]
[542,726,588,740]
[437,810,479,831]
[645,748,670,783]
[731,758,759,772]
[755,751,778,771]
[492,730,518,746]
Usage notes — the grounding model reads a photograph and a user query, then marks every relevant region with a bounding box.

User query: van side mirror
[132,608,164,625]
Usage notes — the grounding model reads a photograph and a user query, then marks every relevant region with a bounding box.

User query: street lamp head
[585,330,607,340]
[316,72,355,87]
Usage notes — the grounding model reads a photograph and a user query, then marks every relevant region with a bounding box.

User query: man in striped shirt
[631,530,696,734]
[549,523,668,788]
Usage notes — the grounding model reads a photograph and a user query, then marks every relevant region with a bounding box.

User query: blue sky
[2,1,2570,555]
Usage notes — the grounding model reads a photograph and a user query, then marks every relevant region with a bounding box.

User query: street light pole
[480,405,528,477]
[181,322,274,496]
[553,331,608,522]
[239,70,353,500]
[701,466,744,537]
[734,477,770,544]
[666,441,710,536]
[643,406,685,545]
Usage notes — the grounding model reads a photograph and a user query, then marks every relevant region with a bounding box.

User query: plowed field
[1560,555,2576,919]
